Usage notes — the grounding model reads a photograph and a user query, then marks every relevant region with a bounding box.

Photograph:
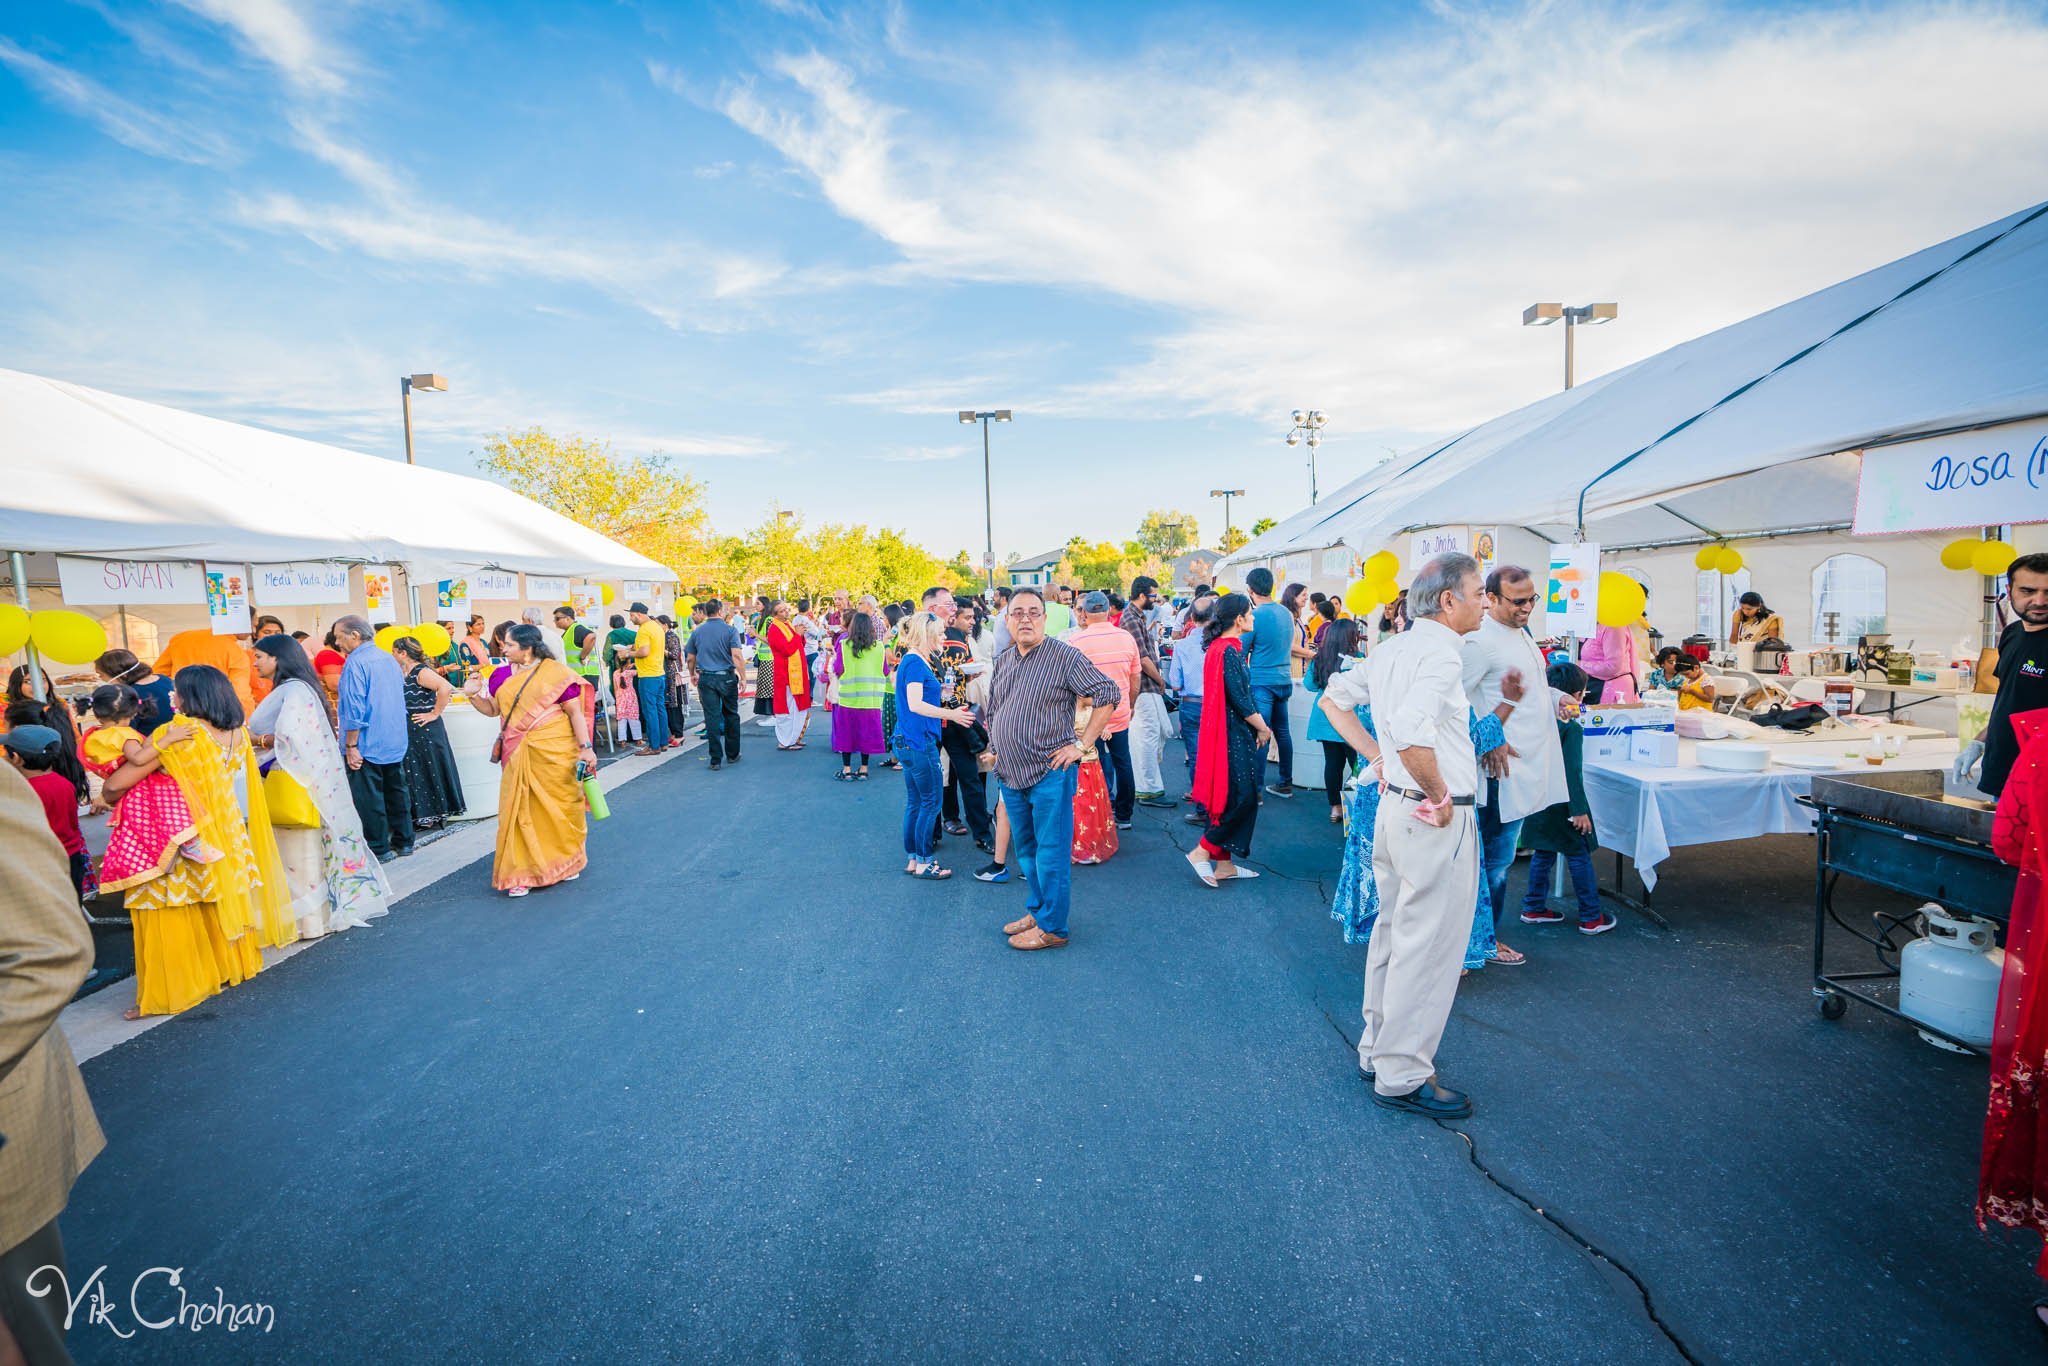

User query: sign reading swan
[1854,418,2048,534]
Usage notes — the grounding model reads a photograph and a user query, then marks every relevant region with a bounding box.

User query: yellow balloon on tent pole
[600,583,617,605]
[1343,579,1380,616]
[1594,573,1647,628]
[1364,550,1399,580]
[1974,540,2017,576]
[27,609,107,664]
[0,604,28,656]
[1693,545,1721,571]
[1714,546,1744,575]
[1940,537,1982,571]
[412,621,452,657]
[374,624,405,653]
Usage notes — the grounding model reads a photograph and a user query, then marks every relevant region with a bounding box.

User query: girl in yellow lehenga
[464,623,596,898]
[103,664,294,1018]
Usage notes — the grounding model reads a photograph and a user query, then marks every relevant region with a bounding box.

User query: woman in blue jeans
[893,613,975,880]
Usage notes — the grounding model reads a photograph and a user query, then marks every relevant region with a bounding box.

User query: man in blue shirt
[334,614,416,858]
[686,598,748,769]
[1241,567,1308,798]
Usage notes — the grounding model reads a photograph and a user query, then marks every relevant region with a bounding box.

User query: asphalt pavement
[55,720,2047,1363]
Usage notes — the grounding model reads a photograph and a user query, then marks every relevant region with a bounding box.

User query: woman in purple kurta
[828,610,889,779]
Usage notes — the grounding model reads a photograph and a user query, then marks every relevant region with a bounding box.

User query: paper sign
[1472,527,1499,573]
[1410,527,1469,566]
[526,576,569,602]
[470,570,520,598]
[1854,419,2048,534]
[437,578,471,620]
[252,561,351,605]
[56,556,206,605]
[363,567,397,625]
[1545,542,1599,636]
[571,584,603,631]
[204,566,252,635]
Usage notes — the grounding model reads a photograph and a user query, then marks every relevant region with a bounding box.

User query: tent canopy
[0,368,670,581]
[1223,199,2048,572]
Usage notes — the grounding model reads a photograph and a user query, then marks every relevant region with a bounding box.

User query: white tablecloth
[1580,737,1959,890]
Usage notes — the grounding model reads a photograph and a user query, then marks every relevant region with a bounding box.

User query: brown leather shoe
[1002,913,1037,936]
[1007,927,1068,951]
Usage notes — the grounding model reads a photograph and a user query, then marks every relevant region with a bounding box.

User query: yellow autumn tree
[477,427,713,579]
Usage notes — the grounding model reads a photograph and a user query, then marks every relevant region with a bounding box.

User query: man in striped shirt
[983,587,1122,951]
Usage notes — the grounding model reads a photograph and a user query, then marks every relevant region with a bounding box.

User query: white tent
[0,367,670,581]
[1222,198,2048,570]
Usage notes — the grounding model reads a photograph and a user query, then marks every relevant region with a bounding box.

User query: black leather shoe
[1181,811,1205,825]
[1373,1080,1471,1120]
[1358,1064,1375,1086]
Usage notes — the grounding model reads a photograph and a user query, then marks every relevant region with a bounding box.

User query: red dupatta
[1191,636,1241,814]
[1982,708,2048,1270]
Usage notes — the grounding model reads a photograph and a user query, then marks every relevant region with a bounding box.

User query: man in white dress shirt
[1463,565,1565,958]
[1317,552,1499,1119]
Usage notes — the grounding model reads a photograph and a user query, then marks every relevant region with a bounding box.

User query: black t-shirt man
[1982,617,2048,797]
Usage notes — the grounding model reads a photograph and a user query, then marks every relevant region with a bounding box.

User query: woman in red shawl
[1071,698,1118,865]
[1982,707,2048,1335]
[1185,593,1274,888]
[767,600,812,750]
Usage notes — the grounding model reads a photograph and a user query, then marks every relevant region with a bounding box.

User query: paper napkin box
[1630,729,1680,767]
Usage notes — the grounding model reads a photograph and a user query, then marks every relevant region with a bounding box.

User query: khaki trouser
[1359,796,1479,1094]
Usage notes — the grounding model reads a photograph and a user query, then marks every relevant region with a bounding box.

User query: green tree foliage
[1135,509,1200,558]
[1250,516,1278,537]
[478,427,712,579]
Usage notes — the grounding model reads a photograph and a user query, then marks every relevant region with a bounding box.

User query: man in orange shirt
[154,628,255,716]
[1066,591,1141,830]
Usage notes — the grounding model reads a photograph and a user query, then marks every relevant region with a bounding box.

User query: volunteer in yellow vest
[555,606,602,682]
[627,602,672,754]
[828,609,890,779]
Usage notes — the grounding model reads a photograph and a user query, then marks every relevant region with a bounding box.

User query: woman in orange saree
[465,624,595,898]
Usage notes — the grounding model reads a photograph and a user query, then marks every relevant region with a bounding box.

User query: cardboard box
[1585,704,1677,766]
[1630,729,1680,767]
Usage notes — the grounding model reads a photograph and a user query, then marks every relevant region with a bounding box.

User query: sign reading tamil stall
[56,556,207,605]
[470,570,520,598]
[251,561,352,605]
[1854,418,2048,534]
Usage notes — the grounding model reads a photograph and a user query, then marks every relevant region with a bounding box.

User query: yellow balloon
[600,583,617,605]
[0,604,28,655]
[1715,546,1744,575]
[374,624,404,652]
[1940,537,1982,571]
[1595,572,1648,628]
[28,609,108,664]
[412,621,452,657]
[1364,550,1399,580]
[1974,540,2018,576]
[1694,544,1721,571]
[1343,579,1379,616]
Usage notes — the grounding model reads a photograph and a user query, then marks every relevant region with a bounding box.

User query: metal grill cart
[1803,771,2016,1053]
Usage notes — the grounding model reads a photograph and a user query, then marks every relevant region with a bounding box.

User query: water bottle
[944,666,959,700]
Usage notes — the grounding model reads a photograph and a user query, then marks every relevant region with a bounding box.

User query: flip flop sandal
[911,864,953,880]
[1189,857,1219,888]
[1218,867,1261,881]
[1490,946,1527,966]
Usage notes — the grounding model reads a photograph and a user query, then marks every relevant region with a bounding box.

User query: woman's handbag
[263,766,320,828]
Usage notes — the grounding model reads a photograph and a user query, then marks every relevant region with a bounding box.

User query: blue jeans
[637,675,669,748]
[1178,697,1202,791]
[1000,766,1079,937]
[1251,681,1293,788]
[1523,848,1603,923]
[1100,727,1135,822]
[1478,782,1523,929]
[897,738,942,860]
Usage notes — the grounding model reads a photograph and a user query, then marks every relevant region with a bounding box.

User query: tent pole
[8,549,45,702]
[1983,526,2002,651]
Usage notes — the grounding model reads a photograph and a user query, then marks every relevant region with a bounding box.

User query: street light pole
[400,372,449,464]
[1521,303,1617,390]
[1210,488,1246,546]
[958,409,1012,591]
[1284,410,1327,503]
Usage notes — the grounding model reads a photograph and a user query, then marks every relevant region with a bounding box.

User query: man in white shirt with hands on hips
[1463,564,1567,959]
[1318,552,1516,1120]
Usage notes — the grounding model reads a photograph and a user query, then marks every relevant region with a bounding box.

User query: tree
[1136,509,1200,558]
[1220,526,1250,553]
[478,427,712,579]
[1250,516,1278,537]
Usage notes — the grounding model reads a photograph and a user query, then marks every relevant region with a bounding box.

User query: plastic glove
[1952,739,1984,784]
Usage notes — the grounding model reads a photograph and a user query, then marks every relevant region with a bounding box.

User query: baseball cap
[1,724,62,761]
[1080,591,1111,613]
[629,601,651,615]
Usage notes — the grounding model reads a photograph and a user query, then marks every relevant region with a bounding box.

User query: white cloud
[872,445,962,462]
[0,37,231,164]
[720,3,2048,432]
[168,0,347,94]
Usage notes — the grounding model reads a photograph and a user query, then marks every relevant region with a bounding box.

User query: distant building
[1006,549,1065,588]
[1170,549,1219,595]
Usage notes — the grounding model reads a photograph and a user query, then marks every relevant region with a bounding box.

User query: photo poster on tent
[203,565,252,636]
[1546,542,1600,636]
[470,570,520,600]
[251,561,351,606]
[1472,527,1499,575]
[363,567,397,625]
[1853,417,2048,534]
[1410,526,1468,567]
[571,584,603,631]
[55,555,207,606]
[436,578,471,621]
[527,576,570,605]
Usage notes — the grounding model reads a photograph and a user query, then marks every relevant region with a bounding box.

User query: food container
[1697,743,1770,772]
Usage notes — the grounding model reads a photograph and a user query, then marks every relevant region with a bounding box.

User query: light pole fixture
[1284,409,1328,503]
[400,372,448,465]
[1521,302,1616,389]
[1210,488,1246,546]
[958,409,1012,590]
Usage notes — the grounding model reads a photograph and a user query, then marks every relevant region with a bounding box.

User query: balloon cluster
[1342,550,1402,616]
[0,607,107,664]
[1691,544,1745,574]
[374,621,453,656]
[1941,537,2016,576]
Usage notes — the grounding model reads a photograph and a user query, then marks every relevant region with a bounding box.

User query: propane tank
[1899,903,2004,1052]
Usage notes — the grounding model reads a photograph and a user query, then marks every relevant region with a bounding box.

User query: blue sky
[4,0,2048,564]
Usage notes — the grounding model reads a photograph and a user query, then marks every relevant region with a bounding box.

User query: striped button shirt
[984,637,1123,791]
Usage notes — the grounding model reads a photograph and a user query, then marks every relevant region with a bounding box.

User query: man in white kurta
[1319,553,1489,1119]
[1462,565,1565,945]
